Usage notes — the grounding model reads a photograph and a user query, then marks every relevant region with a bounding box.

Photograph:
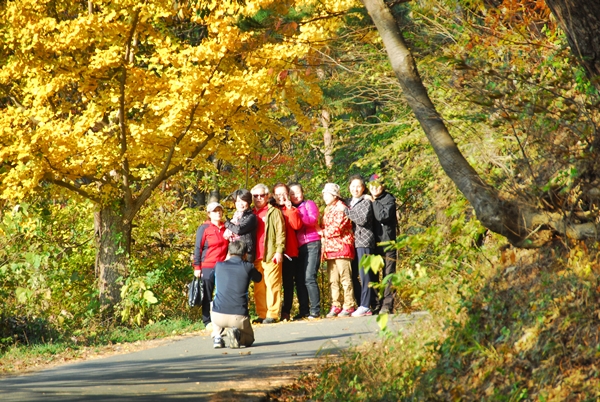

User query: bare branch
[44,174,102,204]
[128,132,216,219]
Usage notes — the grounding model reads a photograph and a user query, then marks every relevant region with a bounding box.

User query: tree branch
[44,174,102,204]
[128,132,215,220]
[124,54,227,220]
[119,7,142,214]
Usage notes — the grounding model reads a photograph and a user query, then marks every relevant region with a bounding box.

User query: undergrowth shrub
[307,318,443,401]
[117,187,205,326]
[0,200,97,350]
[0,187,207,350]
[413,243,600,401]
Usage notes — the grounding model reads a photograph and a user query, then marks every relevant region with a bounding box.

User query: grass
[270,316,444,401]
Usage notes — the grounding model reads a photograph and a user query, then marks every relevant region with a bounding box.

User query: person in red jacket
[272,183,304,321]
[320,183,357,318]
[193,202,228,327]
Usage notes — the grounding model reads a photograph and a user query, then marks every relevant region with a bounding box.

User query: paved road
[0,312,427,401]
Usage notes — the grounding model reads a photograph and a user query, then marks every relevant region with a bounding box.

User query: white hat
[322,183,341,198]
[207,202,224,212]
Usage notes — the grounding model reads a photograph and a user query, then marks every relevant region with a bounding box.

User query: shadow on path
[0,313,427,401]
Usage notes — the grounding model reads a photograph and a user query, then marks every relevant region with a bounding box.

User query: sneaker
[378,308,391,315]
[213,337,225,349]
[263,317,277,324]
[326,306,342,318]
[293,313,309,321]
[252,317,264,324]
[338,307,356,317]
[307,314,319,320]
[226,328,241,349]
[351,306,372,317]
[281,312,291,322]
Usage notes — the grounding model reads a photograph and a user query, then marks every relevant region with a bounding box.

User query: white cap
[322,183,341,198]
[207,202,224,212]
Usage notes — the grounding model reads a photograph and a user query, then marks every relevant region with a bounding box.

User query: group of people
[193,175,398,349]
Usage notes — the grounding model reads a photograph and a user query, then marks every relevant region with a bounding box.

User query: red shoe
[338,307,356,317]
[326,306,342,318]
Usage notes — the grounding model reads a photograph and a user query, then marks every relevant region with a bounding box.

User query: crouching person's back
[211,240,263,348]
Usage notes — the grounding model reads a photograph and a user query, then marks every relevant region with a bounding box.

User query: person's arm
[249,266,263,283]
[372,194,396,223]
[272,208,286,264]
[286,207,303,230]
[322,208,348,238]
[346,199,372,227]
[225,212,257,235]
[193,224,208,276]
[301,200,319,227]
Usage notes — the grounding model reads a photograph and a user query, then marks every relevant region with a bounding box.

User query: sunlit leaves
[0,0,352,203]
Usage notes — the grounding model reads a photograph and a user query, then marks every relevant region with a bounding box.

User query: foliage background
[2,0,600,399]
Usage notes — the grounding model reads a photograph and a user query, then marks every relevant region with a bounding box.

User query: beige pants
[210,311,255,347]
[253,259,283,319]
[327,258,356,310]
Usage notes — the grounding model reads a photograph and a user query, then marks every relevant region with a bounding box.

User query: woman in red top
[272,183,304,321]
[193,202,228,327]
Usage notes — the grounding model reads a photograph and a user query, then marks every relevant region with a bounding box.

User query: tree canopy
[0,0,355,303]
[0,0,349,205]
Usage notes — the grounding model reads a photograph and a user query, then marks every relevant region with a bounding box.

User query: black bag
[188,277,203,307]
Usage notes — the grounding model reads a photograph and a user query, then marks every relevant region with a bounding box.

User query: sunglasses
[253,193,267,198]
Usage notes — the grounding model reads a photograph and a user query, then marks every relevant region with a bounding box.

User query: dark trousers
[300,241,321,316]
[353,247,378,309]
[282,256,308,316]
[351,251,361,306]
[201,268,215,325]
[375,247,397,312]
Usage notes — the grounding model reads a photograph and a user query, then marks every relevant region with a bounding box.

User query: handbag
[187,277,203,307]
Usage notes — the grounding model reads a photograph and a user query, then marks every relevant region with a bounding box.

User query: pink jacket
[294,200,321,247]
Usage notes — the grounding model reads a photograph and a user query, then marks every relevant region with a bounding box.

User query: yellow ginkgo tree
[0,0,355,305]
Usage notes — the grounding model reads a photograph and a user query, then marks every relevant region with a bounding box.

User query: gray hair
[251,183,269,194]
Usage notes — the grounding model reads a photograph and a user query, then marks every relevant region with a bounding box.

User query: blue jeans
[299,241,321,316]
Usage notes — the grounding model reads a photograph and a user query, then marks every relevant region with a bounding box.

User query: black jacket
[371,191,397,244]
[224,210,257,263]
[212,256,262,316]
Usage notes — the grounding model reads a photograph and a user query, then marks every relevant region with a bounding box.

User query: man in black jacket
[210,240,263,349]
[365,174,398,314]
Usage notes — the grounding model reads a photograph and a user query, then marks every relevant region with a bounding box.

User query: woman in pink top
[289,183,322,319]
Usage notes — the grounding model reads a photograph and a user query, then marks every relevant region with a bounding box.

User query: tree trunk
[321,109,334,169]
[361,0,528,245]
[208,156,220,202]
[94,205,132,306]
[545,0,600,91]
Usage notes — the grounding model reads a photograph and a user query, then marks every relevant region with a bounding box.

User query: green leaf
[120,284,130,299]
[15,287,31,303]
[376,312,389,331]
[360,254,384,274]
[143,290,158,304]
